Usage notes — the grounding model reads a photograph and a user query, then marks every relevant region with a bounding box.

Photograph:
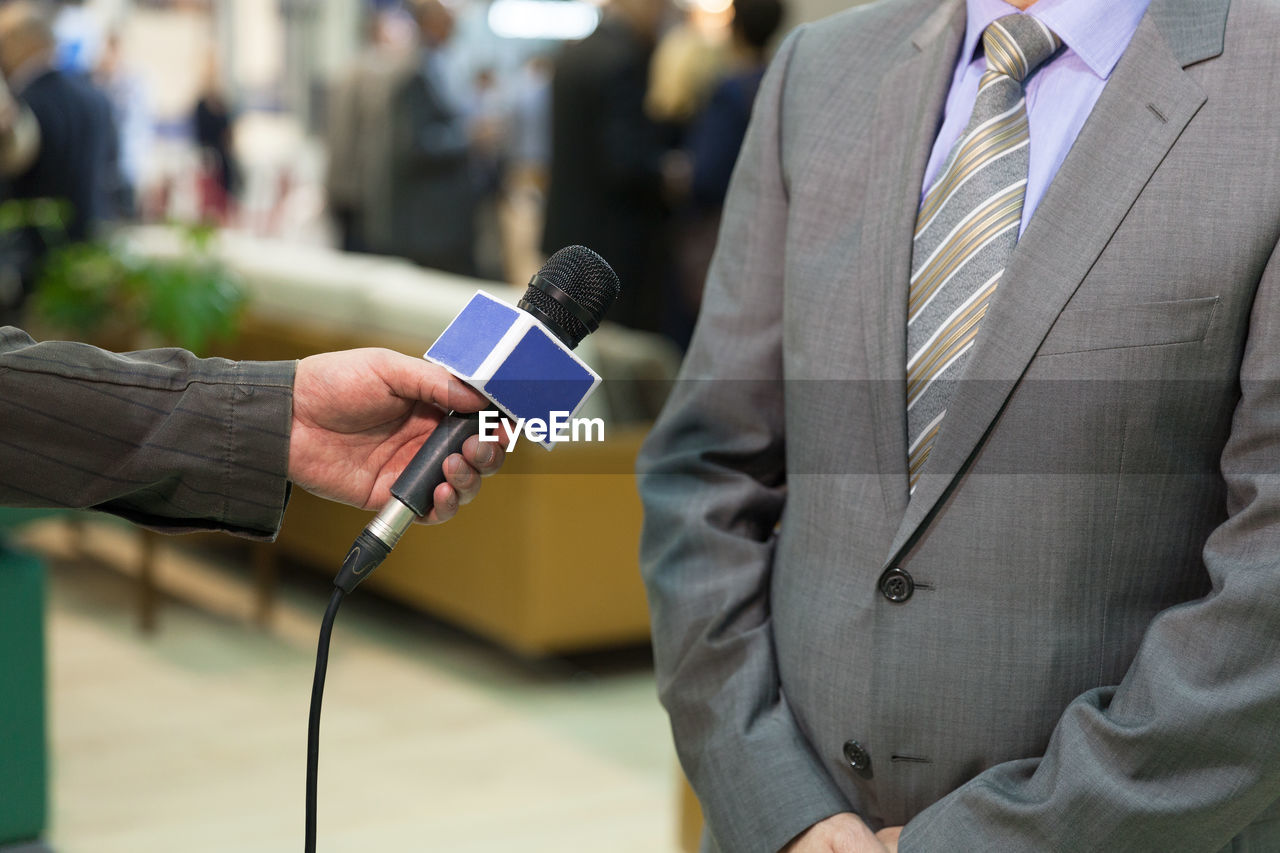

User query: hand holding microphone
[287,348,505,522]
[334,245,620,592]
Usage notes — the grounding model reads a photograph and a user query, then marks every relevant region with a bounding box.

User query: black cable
[305,586,346,853]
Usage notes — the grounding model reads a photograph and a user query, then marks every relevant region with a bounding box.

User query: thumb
[373,350,488,412]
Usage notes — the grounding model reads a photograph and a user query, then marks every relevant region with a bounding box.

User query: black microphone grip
[333,409,487,594]
[390,410,484,515]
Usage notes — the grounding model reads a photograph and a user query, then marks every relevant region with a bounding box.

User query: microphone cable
[305,586,345,853]
[300,246,619,851]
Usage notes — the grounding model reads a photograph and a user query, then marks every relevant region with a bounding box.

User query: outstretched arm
[0,329,502,537]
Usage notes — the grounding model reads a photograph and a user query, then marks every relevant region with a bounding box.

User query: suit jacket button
[842,740,871,773]
[879,567,914,602]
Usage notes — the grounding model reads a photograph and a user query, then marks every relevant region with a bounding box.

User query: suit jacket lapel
[883,0,1224,567]
[855,0,965,520]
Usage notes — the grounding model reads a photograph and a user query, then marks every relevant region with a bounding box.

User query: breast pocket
[1038,296,1220,357]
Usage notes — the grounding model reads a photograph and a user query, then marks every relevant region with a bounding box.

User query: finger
[475,416,518,452]
[461,433,506,477]
[423,481,459,525]
[373,350,489,413]
[875,826,902,853]
[443,453,481,505]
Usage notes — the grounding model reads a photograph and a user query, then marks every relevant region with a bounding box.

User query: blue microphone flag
[424,291,602,449]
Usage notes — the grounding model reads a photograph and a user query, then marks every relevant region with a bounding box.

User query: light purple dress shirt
[921,0,1152,235]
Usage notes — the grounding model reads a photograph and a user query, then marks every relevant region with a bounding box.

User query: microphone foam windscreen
[521,246,620,348]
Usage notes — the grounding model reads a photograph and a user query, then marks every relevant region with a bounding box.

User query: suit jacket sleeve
[900,235,1280,851]
[0,327,293,540]
[637,27,853,853]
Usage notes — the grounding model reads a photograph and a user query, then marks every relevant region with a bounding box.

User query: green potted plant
[26,223,246,353]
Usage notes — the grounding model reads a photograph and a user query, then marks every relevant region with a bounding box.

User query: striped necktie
[906,14,1060,493]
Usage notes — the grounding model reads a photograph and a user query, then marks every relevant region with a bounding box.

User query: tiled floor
[19,520,681,853]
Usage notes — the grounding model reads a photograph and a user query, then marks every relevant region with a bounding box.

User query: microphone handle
[333,410,485,593]
[391,410,484,515]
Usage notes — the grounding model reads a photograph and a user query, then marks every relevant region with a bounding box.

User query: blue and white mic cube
[424,291,602,450]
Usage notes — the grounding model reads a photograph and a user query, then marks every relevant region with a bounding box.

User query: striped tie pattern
[906,14,1060,493]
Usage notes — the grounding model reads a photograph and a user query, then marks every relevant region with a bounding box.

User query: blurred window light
[694,0,733,13]
[487,0,601,40]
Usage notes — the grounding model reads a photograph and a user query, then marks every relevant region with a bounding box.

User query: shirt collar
[962,0,1151,81]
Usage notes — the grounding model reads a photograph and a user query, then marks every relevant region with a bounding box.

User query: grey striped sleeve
[0,326,294,540]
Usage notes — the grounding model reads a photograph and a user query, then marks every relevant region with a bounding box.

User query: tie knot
[982,14,1060,83]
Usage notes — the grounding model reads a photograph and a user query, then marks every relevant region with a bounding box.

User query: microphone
[333,245,621,593]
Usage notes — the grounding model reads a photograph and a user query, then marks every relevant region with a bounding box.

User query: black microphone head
[518,245,621,349]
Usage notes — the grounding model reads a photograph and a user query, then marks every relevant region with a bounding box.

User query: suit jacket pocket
[1038,296,1219,356]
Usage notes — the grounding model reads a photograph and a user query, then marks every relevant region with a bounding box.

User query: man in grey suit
[638,0,1280,850]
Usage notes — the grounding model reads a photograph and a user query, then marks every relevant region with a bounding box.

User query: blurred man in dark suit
[542,0,670,332]
[358,0,482,276]
[0,0,117,325]
[668,0,785,347]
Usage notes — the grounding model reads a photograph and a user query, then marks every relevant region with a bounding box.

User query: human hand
[288,348,506,523]
[781,813,889,853]
[875,826,902,853]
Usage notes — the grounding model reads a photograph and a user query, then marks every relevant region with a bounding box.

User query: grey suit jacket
[637,0,1280,850]
[0,328,293,538]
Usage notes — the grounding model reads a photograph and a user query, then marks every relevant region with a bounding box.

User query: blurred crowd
[0,0,241,327]
[328,0,786,348]
[0,0,787,349]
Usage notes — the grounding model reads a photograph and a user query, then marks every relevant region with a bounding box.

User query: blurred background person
[0,0,118,327]
[359,0,480,276]
[497,52,551,286]
[687,0,784,210]
[667,0,785,347]
[542,0,672,334]
[643,0,734,348]
[192,52,239,225]
[644,3,729,134]
[94,30,151,219]
[324,6,406,254]
[469,65,510,282]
